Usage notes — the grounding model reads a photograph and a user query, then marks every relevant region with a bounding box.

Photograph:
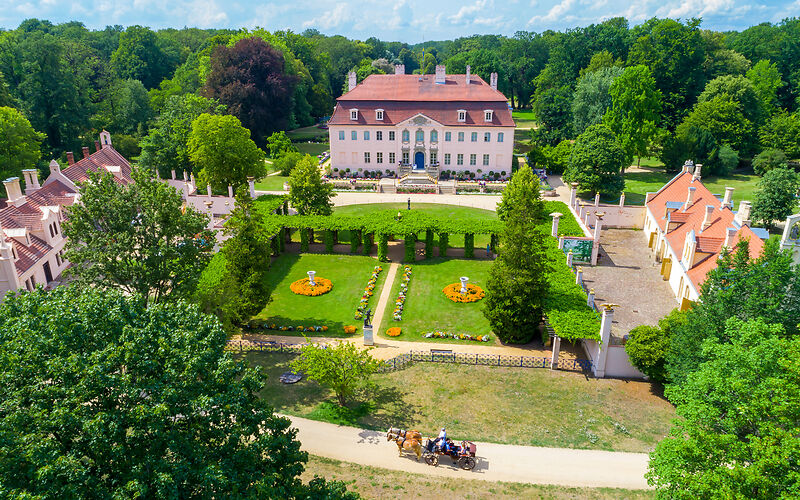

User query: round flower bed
[442,283,485,303]
[290,277,333,296]
[343,325,357,334]
[386,327,402,337]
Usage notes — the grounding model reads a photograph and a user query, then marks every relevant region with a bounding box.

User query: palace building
[328,65,514,180]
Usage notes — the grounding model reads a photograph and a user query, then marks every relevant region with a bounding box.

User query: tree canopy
[0,106,45,181]
[564,124,626,195]
[289,155,334,216]
[604,65,662,165]
[751,166,800,230]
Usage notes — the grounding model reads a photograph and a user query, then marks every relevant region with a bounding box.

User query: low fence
[226,341,592,373]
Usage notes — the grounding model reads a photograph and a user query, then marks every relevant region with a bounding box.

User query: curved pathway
[286,414,650,490]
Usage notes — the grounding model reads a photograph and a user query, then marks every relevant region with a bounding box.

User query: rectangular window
[389,131,395,141]
[376,131,383,141]
[458,110,466,122]
[376,109,384,120]
[350,109,358,120]
[445,131,451,142]
[483,154,490,166]
[389,152,396,163]
[364,131,370,140]
[364,152,370,163]
[338,130,345,140]
[484,132,491,142]
[55,253,61,266]
[471,132,477,142]
[377,152,383,163]
[498,132,504,143]
[458,132,464,142]
[457,154,464,165]
[484,111,493,122]
[351,131,357,140]
[470,154,477,165]
[430,152,437,164]
[444,153,451,165]
[402,152,409,164]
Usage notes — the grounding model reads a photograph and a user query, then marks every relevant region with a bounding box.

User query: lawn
[295,142,329,157]
[333,203,498,249]
[614,170,761,206]
[512,109,537,129]
[302,455,655,499]
[255,175,290,191]
[244,352,676,452]
[378,258,495,343]
[252,254,386,335]
[286,125,328,141]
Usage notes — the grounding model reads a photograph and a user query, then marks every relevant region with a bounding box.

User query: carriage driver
[434,427,448,452]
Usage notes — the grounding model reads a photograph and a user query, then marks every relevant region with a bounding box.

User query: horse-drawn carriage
[422,437,477,470]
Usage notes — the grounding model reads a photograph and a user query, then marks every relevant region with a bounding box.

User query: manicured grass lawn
[378,258,495,343]
[302,455,655,499]
[255,175,290,191]
[613,170,761,206]
[286,125,328,141]
[252,254,385,335]
[512,109,537,129]
[244,352,676,452]
[295,142,329,156]
[332,203,498,248]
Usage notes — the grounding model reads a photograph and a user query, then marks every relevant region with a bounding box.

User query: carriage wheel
[460,456,476,470]
[424,454,438,466]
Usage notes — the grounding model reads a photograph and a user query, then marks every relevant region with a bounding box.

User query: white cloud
[449,0,490,24]
[302,3,352,30]
[528,0,576,25]
[388,0,413,30]
[187,0,228,27]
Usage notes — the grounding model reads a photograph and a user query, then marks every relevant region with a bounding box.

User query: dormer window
[457,110,466,122]
[350,109,358,120]
[376,109,384,121]
[484,110,493,122]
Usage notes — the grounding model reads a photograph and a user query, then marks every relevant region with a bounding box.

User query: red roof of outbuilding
[62,146,133,185]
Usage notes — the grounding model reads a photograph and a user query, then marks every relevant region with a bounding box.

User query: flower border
[355,265,383,320]
[423,331,491,342]
[393,265,412,321]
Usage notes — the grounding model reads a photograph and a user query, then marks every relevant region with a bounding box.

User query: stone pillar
[206,184,213,197]
[205,200,214,230]
[550,212,562,238]
[228,185,234,198]
[248,177,256,199]
[558,236,564,250]
[171,169,176,180]
[594,193,600,207]
[363,325,374,346]
[182,181,190,201]
[594,306,615,378]
[575,266,583,286]
[619,193,625,207]
[566,250,573,267]
[592,212,604,265]
[550,336,561,370]
[584,210,591,227]
[190,173,196,187]
[570,182,578,209]
[587,288,595,309]
[578,202,586,222]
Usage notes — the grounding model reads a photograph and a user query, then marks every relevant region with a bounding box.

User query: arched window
[402,130,410,142]
[430,130,438,142]
[415,129,424,142]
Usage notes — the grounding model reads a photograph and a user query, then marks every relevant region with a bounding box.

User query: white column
[587,288,595,309]
[569,182,578,209]
[206,184,212,197]
[579,203,586,222]
[171,169,176,180]
[205,201,214,230]
[594,193,600,207]
[575,266,583,286]
[566,250,573,267]
[619,193,625,207]
[550,212,562,238]
[228,185,234,198]
[558,236,564,250]
[550,336,561,370]
[248,177,256,199]
[594,306,615,378]
[592,212,604,265]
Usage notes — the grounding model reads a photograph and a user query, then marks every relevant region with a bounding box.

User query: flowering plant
[393,266,412,321]
[442,283,485,303]
[355,265,383,320]
[423,331,491,342]
[257,322,329,332]
[343,325,357,334]
[290,277,333,296]
[386,327,402,337]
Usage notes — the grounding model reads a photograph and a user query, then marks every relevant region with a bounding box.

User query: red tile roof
[646,171,765,290]
[329,100,514,127]
[339,74,508,102]
[9,235,51,274]
[62,146,133,185]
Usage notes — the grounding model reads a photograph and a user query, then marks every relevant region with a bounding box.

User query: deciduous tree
[746,59,784,116]
[266,130,298,158]
[564,124,626,196]
[0,106,44,181]
[110,25,175,89]
[289,155,334,215]
[751,166,800,230]
[291,342,381,406]
[572,66,623,136]
[604,65,662,166]
[759,111,800,159]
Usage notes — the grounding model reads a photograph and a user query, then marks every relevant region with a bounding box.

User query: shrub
[274,151,304,176]
[404,233,416,262]
[377,233,389,261]
[425,229,434,259]
[752,148,788,176]
[625,325,669,382]
[438,232,449,257]
[464,233,474,258]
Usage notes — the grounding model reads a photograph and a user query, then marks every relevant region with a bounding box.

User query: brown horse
[386,428,423,460]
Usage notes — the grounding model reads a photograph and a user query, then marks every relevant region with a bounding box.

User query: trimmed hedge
[464,233,474,258]
[362,231,372,255]
[377,233,389,262]
[404,233,416,262]
[438,232,449,258]
[299,227,309,252]
[350,229,360,253]
[425,229,434,259]
[323,229,334,253]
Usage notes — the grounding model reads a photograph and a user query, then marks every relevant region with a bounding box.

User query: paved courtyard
[580,229,678,341]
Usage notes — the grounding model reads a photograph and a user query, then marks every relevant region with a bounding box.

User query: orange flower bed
[442,283,485,303]
[343,325,357,334]
[290,277,333,296]
[386,327,402,337]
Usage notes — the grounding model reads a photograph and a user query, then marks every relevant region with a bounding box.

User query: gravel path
[286,414,650,490]
[370,262,399,335]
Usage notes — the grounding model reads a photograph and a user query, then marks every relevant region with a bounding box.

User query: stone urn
[460,277,469,294]
[307,271,316,287]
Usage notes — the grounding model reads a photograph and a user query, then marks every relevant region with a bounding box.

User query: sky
[1,0,798,41]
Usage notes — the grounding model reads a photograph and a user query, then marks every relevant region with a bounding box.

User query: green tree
[564,124,626,196]
[289,155,334,215]
[578,50,622,77]
[188,113,266,191]
[93,78,152,135]
[0,286,354,498]
[759,111,800,159]
[752,148,788,176]
[649,318,800,499]
[751,166,800,231]
[291,342,381,406]
[63,167,213,306]
[530,84,572,145]
[110,25,175,89]
[604,65,663,166]
[266,130,298,158]
[572,66,623,136]
[0,106,44,181]
[275,151,304,176]
[697,75,763,132]
[139,94,224,179]
[747,59,784,116]
[624,309,686,383]
[485,166,547,343]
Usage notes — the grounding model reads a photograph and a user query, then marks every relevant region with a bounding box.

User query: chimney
[735,201,752,227]
[702,204,715,231]
[3,177,24,206]
[82,146,90,159]
[21,169,40,194]
[684,186,696,209]
[347,71,357,92]
[435,64,446,84]
[722,227,737,252]
[692,164,702,181]
[465,65,471,84]
[682,160,693,173]
[490,72,498,90]
[49,160,61,177]
[66,152,75,165]
[722,187,734,209]
[95,140,102,153]
[395,64,405,75]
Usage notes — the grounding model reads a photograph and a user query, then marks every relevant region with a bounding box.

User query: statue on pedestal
[363,308,372,327]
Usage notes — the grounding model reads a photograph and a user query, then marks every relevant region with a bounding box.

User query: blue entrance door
[414,152,425,170]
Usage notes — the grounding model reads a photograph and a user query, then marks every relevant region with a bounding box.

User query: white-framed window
[402,152,409,164]
[431,130,438,142]
[389,152,396,163]
[402,130,409,142]
[484,132,491,142]
[445,131,451,142]
[376,131,383,141]
[457,154,464,165]
[364,152,370,163]
[498,132,504,143]
[350,109,358,120]
[415,129,424,142]
[484,110,493,122]
[364,131,370,140]
[376,109,384,121]
[389,131,395,141]
[56,253,61,266]
[377,152,383,163]
[338,130,345,140]
[470,154,477,165]
[483,154,490,166]
[457,109,466,122]
[471,132,478,142]
[458,132,464,142]
[444,153,451,165]
[430,152,437,164]
[351,131,357,140]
